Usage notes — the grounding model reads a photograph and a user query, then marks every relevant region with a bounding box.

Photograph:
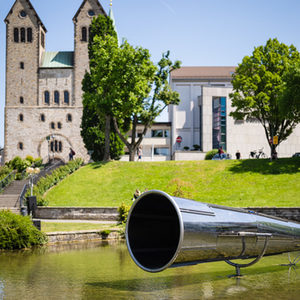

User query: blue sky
[1,0,300,147]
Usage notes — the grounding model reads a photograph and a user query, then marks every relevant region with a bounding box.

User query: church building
[4,0,107,163]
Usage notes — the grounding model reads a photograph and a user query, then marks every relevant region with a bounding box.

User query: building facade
[169,66,300,159]
[4,0,106,163]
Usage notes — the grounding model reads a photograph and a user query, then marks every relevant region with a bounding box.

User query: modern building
[4,0,107,163]
[169,66,300,159]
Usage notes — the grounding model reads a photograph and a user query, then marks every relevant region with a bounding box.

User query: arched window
[40,114,45,122]
[27,28,32,43]
[57,122,62,129]
[18,142,23,150]
[54,91,60,104]
[64,91,69,104]
[44,91,50,104]
[50,122,55,129]
[19,114,24,122]
[67,114,72,122]
[81,27,87,42]
[14,28,19,43]
[20,27,26,43]
[20,62,24,69]
[59,141,62,152]
[50,140,62,153]
[20,96,24,104]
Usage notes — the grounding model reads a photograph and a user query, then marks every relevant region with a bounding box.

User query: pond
[0,241,299,299]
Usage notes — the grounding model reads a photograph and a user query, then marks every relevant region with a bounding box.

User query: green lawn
[43,158,300,208]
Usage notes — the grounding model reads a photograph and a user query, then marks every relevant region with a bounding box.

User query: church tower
[4,0,46,161]
[73,0,106,105]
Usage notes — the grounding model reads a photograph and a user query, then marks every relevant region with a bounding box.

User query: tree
[230,38,300,158]
[111,50,181,161]
[81,15,119,161]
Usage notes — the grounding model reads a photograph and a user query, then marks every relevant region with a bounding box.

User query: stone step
[0,207,21,214]
[0,194,19,207]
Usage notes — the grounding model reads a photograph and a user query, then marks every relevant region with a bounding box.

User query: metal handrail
[19,183,28,209]
[0,171,15,193]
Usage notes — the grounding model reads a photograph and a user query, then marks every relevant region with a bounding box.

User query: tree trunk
[129,148,136,162]
[103,114,111,162]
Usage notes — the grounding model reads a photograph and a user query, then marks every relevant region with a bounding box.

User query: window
[81,27,87,42]
[19,10,27,18]
[20,27,26,43]
[57,122,62,129]
[14,28,19,43]
[40,114,45,122]
[64,91,69,104]
[41,32,45,48]
[44,91,50,104]
[18,142,23,150]
[19,114,24,122]
[151,129,169,138]
[67,114,72,122]
[54,91,59,104]
[50,140,62,152]
[20,96,24,104]
[154,148,170,156]
[20,62,24,69]
[50,122,55,129]
[88,10,95,17]
[27,28,32,43]
[212,97,227,150]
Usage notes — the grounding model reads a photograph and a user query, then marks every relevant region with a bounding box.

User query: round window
[88,10,95,17]
[19,10,27,18]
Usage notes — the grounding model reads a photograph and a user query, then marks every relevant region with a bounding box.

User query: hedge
[27,158,84,206]
[0,210,47,250]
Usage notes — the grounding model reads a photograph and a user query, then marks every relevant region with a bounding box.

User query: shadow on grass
[229,158,300,175]
[90,161,109,169]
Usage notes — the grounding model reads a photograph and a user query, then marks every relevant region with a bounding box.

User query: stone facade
[4,0,106,163]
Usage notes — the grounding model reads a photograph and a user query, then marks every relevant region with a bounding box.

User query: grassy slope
[44,158,300,208]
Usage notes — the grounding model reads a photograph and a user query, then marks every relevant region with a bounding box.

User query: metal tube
[126,190,300,273]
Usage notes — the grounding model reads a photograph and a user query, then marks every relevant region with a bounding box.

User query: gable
[73,0,106,22]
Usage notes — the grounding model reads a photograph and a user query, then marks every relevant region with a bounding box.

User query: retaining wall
[34,207,118,221]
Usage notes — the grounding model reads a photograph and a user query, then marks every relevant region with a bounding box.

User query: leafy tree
[230,38,300,158]
[81,15,120,161]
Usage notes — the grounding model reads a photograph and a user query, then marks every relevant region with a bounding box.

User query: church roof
[73,0,106,21]
[5,0,47,32]
[40,51,74,68]
[171,66,236,80]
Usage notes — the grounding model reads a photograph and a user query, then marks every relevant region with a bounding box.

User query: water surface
[0,241,299,299]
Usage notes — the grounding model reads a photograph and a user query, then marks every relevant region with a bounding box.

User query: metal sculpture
[126,190,300,275]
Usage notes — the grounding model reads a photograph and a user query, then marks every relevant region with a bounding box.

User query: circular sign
[176,136,182,143]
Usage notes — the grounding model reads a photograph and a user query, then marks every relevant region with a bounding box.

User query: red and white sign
[176,136,182,143]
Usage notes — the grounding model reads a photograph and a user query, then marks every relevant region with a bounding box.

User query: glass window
[20,96,24,104]
[50,122,55,129]
[154,148,170,156]
[27,28,32,43]
[151,130,164,137]
[14,28,19,43]
[19,114,24,122]
[20,62,24,69]
[88,10,95,17]
[59,141,62,152]
[44,91,50,104]
[81,27,87,42]
[212,97,226,150]
[67,114,72,122]
[40,114,45,122]
[57,122,62,129]
[54,91,59,104]
[18,142,23,150]
[64,91,69,104]
[164,130,170,138]
[19,10,27,18]
[20,27,26,42]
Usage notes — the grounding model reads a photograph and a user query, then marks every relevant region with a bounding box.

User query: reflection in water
[0,241,299,299]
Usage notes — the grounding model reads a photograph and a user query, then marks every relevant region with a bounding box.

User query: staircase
[0,179,28,214]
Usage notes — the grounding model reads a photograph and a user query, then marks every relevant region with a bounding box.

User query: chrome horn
[126,190,300,273]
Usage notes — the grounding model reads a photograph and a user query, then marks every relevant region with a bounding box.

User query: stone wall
[34,207,119,221]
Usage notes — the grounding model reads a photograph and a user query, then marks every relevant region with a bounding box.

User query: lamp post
[26,167,40,196]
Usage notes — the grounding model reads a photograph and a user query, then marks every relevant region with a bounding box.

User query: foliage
[44,159,300,208]
[33,157,43,167]
[118,202,131,224]
[230,38,300,157]
[183,146,189,151]
[81,104,124,161]
[27,158,83,206]
[0,210,47,249]
[205,149,219,160]
[193,144,201,151]
[167,178,192,198]
[25,155,34,164]
[0,166,12,181]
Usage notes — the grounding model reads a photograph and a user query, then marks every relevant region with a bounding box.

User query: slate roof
[40,51,74,68]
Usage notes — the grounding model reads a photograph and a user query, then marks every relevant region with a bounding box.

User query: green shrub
[193,144,201,151]
[27,158,84,206]
[0,210,47,250]
[205,149,219,160]
[25,155,34,164]
[0,166,12,181]
[118,202,131,224]
[33,157,43,167]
